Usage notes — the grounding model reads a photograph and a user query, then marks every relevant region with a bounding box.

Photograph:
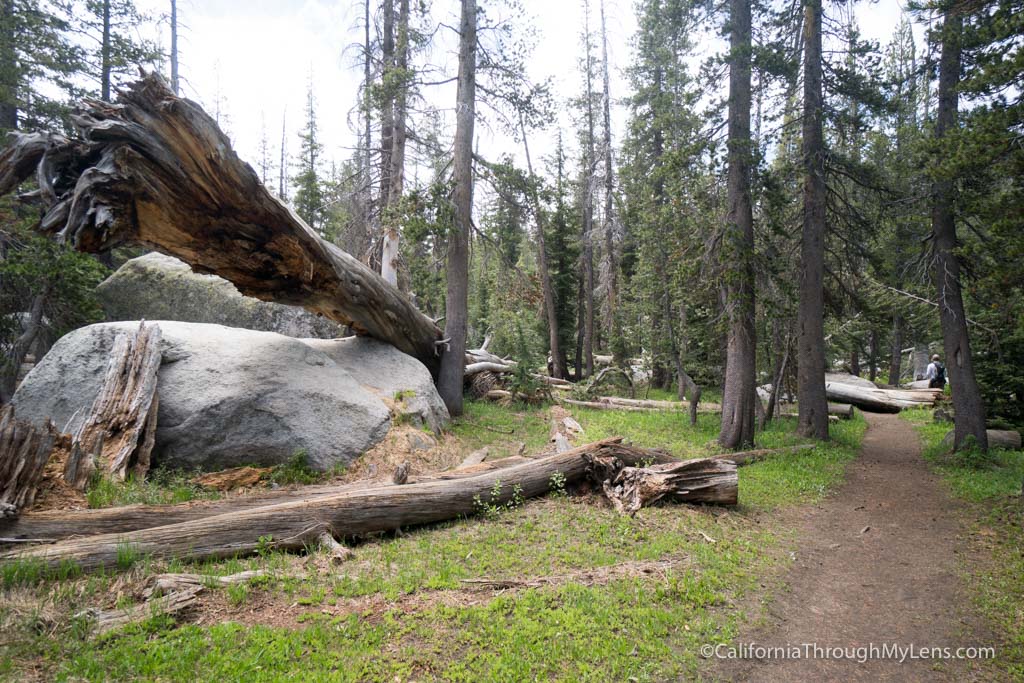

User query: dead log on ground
[709,444,816,467]
[0,438,699,572]
[586,454,737,514]
[555,396,720,413]
[825,381,941,413]
[74,321,161,481]
[0,406,57,518]
[782,403,854,420]
[0,74,443,372]
[82,569,265,634]
[0,445,676,547]
[0,451,573,543]
[941,429,1020,452]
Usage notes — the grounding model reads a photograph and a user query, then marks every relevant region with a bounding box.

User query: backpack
[934,362,946,385]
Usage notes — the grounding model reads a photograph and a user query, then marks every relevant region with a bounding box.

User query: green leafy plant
[268,450,319,486]
[115,540,143,570]
[256,535,275,558]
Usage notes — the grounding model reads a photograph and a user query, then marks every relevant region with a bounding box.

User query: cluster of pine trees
[327,0,1020,450]
[1,0,1021,452]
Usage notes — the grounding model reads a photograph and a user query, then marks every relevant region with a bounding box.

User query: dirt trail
[716,412,986,682]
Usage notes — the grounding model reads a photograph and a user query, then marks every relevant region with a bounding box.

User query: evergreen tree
[292,82,325,231]
[0,0,82,131]
[75,0,160,101]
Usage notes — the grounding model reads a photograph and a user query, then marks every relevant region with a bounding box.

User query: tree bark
[0,284,48,403]
[593,457,737,514]
[718,0,756,450]
[521,117,567,379]
[762,335,791,429]
[581,0,597,378]
[797,0,829,440]
[437,0,477,415]
[0,0,16,130]
[931,8,987,452]
[0,406,57,518]
[170,0,179,95]
[101,0,111,101]
[379,0,395,212]
[598,0,620,354]
[0,438,714,572]
[381,0,409,287]
[74,322,161,481]
[888,313,903,385]
[2,454,572,543]
[825,381,940,412]
[868,329,878,383]
[0,75,444,374]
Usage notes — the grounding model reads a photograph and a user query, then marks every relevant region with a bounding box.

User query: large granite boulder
[97,252,343,339]
[12,322,448,472]
[302,337,448,434]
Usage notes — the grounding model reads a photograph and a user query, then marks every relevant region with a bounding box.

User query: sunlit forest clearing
[0,0,1022,680]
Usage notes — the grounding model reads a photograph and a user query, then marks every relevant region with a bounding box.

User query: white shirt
[925,362,942,380]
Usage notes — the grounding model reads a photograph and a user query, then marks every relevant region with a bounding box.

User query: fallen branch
[82,569,265,635]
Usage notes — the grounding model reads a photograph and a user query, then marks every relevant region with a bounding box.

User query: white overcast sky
[133,0,922,179]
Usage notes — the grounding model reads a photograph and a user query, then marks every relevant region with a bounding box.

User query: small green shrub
[225,582,250,607]
[1,556,46,588]
[115,540,143,570]
[268,450,319,486]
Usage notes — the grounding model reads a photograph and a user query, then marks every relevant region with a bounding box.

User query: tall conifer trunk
[718,0,756,450]
[931,7,987,451]
[437,0,476,416]
[797,0,829,440]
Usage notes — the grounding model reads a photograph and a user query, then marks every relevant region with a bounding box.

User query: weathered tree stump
[0,406,58,517]
[74,321,162,482]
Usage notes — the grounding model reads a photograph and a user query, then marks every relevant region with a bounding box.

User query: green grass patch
[2,399,869,681]
[86,468,218,508]
[902,407,1024,678]
[449,401,554,458]
[266,449,322,486]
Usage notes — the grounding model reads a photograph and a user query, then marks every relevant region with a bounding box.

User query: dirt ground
[714,412,994,682]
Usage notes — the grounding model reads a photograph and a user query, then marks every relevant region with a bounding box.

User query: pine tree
[0,0,82,131]
[76,0,159,101]
[719,0,757,449]
[436,0,477,416]
[292,81,324,231]
[796,0,829,440]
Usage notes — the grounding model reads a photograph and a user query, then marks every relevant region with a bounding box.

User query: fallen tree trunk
[941,429,1020,453]
[782,403,854,420]
[595,397,686,410]
[0,437,714,572]
[0,451,588,543]
[587,455,737,514]
[0,74,443,373]
[709,444,816,467]
[825,382,940,413]
[555,396,720,413]
[0,406,58,518]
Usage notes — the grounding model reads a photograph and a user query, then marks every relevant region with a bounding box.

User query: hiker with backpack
[926,354,946,389]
